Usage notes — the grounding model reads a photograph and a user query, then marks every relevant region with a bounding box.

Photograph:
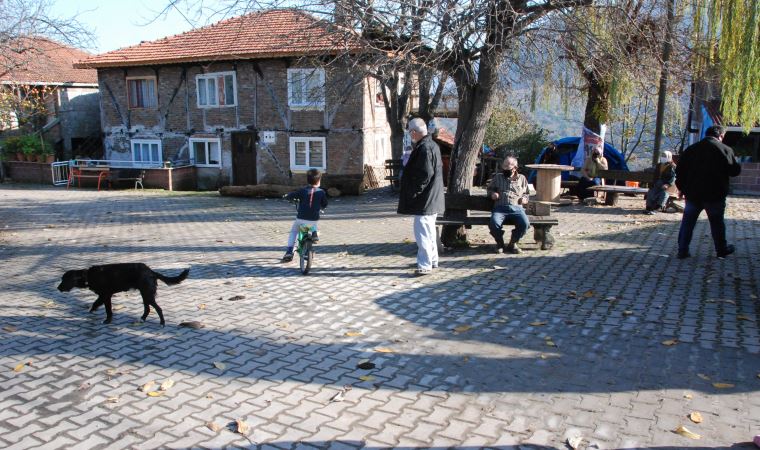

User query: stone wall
[730,162,760,194]
[3,161,53,184]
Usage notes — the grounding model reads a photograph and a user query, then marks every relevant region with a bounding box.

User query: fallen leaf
[582,290,595,298]
[13,361,28,372]
[228,295,245,301]
[712,382,734,389]
[2,325,18,332]
[453,325,472,333]
[737,315,753,321]
[623,310,634,316]
[178,321,204,329]
[43,301,55,308]
[140,381,156,393]
[160,379,175,391]
[206,422,221,432]
[689,411,703,423]
[275,322,289,328]
[662,339,679,346]
[673,425,701,439]
[604,296,616,301]
[213,362,226,371]
[684,393,693,399]
[106,396,120,403]
[697,373,711,381]
[529,321,547,327]
[546,340,557,347]
[224,349,237,355]
[359,375,375,381]
[147,391,164,397]
[344,331,363,337]
[113,305,125,311]
[197,304,206,310]
[374,347,395,353]
[235,418,249,434]
[329,390,346,403]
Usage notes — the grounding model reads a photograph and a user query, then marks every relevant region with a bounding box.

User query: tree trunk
[582,71,609,135]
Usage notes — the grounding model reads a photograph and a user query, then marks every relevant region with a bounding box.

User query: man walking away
[675,125,741,259]
[397,117,445,276]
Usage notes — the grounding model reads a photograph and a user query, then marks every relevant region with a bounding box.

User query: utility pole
[652,0,676,166]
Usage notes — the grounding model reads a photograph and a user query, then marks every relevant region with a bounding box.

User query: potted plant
[22,143,37,162]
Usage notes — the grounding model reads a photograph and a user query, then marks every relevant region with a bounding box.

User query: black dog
[57,263,189,326]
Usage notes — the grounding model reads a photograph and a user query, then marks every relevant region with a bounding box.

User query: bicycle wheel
[299,239,313,275]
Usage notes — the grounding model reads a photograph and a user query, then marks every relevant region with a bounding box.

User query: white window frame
[130,139,163,165]
[126,76,157,109]
[287,68,325,110]
[195,71,237,108]
[373,135,388,165]
[189,137,222,168]
[289,137,326,171]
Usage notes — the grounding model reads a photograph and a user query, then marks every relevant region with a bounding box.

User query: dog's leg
[140,287,161,325]
[102,294,114,324]
[89,297,104,313]
[151,301,165,327]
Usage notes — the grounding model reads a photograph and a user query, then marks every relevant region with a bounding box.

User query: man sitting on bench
[487,155,530,254]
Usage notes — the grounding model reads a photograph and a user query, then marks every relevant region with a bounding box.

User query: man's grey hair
[407,118,428,136]
[706,125,726,138]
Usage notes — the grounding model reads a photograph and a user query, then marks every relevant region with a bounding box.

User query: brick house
[1,37,101,158]
[74,9,395,192]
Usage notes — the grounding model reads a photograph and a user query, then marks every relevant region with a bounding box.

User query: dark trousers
[577,177,601,200]
[489,204,530,244]
[677,198,728,255]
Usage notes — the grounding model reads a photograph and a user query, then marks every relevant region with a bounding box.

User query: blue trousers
[489,205,530,244]
[677,198,728,255]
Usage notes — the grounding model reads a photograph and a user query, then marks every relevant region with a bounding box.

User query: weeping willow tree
[693,0,760,129]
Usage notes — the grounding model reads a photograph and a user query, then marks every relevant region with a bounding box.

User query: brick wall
[730,162,760,194]
[4,161,53,184]
[97,59,380,192]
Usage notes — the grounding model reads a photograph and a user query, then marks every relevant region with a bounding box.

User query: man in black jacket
[397,118,445,275]
[675,125,741,259]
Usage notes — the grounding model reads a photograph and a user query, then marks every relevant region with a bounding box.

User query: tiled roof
[75,9,359,69]
[0,37,97,85]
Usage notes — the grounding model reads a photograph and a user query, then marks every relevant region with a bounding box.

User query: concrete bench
[437,193,559,250]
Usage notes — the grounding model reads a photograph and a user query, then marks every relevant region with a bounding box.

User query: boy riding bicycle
[282,168,328,262]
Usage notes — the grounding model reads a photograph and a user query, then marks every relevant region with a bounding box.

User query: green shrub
[2,135,52,156]
[485,106,550,171]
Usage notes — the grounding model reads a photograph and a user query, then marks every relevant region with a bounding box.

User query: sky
[50,0,215,54]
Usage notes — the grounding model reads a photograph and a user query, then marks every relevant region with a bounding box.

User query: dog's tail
[154,268,190,286]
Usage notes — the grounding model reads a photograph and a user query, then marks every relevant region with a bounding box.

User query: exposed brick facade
[730,162,760,194]
[97,59,391,192]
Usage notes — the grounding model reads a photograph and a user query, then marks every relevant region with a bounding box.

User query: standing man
[397,117,445,276]
[487,156,530,254]
[675,125,741,259]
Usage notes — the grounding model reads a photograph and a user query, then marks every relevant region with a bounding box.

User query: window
[131,139,162,164]
[127,77,157,109]
[196,71,237,107]
[373,135,388,164]
[287,68,325,109]
[190,138,222,167]
[290,137,326,171]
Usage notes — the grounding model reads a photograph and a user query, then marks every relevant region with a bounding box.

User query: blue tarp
[528,137,629,183]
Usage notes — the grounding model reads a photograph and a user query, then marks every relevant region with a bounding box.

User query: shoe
[414,268,432,276]
[311,231,319,243]
[495,245,504,254]
[677,251,690,259]
[717,244,735,259]
[643,210,655,215]
[281,252,294,262]
[505,243,522,254]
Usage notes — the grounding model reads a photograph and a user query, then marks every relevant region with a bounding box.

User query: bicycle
[295,223,316,275]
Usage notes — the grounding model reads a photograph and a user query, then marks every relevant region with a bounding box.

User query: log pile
[219,184,293,198]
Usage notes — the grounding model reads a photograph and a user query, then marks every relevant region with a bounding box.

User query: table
[525,164,576,203]
[588,185,649,206]
[68,166,110,191]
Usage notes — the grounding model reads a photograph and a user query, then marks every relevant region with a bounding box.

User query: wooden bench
[592,169,656,206]
[384,159,402,190]
[108,169,145,190]
[437,193,559,250]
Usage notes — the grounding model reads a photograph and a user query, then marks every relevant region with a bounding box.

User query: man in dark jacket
[397,118,445,275]
[675,125,741,259]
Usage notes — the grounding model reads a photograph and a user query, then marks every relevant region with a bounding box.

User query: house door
[232,131,257,185]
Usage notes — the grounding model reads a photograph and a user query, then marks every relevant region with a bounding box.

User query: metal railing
[50,159,193,186]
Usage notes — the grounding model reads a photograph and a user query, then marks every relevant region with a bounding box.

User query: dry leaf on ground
[567,435,584,449]
[453,325,472,333]
[13,361,30,372]
[147,391,164,397]
[712,382,735,389]
[697,373,711,381]
[160,379,174,391]
[359,375,375,382]
[344,331,363,337]
[197,304,207,310]
[106,396,120,403]
[2,325,18,332]
[213,362,226,371]
[140,381,156,392]
[235,418,249,434]
[673,425,701,439]
[689,411,703,423]
[582,290,595,298]
[374,347,394,353]
[662,339,679,346]
[206,422,221,432]
[529,321,547,327]
[546,340,557,347]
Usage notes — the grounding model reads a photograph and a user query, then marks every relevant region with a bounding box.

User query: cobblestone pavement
[1,184,759,450]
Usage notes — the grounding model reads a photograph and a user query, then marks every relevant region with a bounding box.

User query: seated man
[487,155,530,254]
[577,147,608,200]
